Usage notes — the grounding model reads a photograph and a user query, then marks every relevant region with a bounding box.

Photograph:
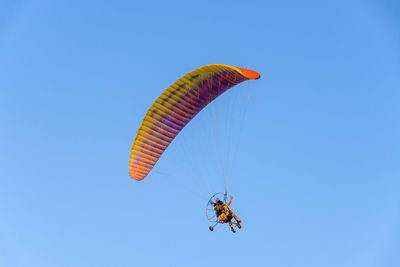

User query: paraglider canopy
[128,64,260,180]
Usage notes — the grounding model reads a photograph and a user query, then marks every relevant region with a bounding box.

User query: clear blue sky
[1,1,400,266]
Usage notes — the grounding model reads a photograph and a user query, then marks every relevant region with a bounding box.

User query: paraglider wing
[129,64,260,180]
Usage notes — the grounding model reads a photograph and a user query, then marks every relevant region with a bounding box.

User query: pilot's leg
[232,213,241,224]
[229,222,236,233]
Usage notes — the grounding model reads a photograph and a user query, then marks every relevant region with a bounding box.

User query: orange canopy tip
[129,170,146,181]
[237,67,261,80]
[130,175,145,181]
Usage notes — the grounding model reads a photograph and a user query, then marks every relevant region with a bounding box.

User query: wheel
[206,192,228,222]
